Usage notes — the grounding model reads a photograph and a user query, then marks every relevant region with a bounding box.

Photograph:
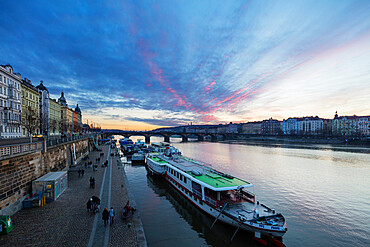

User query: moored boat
[145,143,287,237]
[119,138,135,155]
[131,151,145,164]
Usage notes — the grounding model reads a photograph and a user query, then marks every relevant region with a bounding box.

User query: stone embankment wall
[0,138,91,215]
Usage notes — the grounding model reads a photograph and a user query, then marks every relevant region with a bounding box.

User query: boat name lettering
[259,225,264,228]
[271,226,280,230]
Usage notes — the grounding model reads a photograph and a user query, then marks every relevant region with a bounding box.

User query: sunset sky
[1,0,369,130]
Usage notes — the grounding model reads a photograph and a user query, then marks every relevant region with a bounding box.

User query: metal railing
[192,188,202,198]
[46,134,92,147]
[205,195,217,207]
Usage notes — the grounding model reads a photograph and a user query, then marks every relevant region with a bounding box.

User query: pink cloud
[201,115,216,122]
[204,80,216,93]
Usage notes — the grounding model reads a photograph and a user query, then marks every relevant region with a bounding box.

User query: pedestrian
[109,207,115,226]
[102,208,109,226]
[90,177,95,189]
[87,199,92,212]
[84,162,87,169]
[81,169,85,177]
[78,169,81,177]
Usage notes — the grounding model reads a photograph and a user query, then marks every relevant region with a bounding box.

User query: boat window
[204,188,217,199]
[220,191,231,200]
[192,181,201,191]
[184,177,187,183]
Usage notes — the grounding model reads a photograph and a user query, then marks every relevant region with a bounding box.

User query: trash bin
[0,215,14,235]
[23,198,33,209]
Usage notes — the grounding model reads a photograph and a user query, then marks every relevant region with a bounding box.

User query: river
[122,136,370,247]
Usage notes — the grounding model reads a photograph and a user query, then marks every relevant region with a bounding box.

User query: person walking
[109,207,115,226]
[87,199,92,212]
[102,208,109,226]
[78,169,81,177]
[90,177,95,189]
[81,169,85,177]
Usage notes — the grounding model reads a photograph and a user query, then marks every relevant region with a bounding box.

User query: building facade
[36,81,50,136]
[281,118,299,135]
[332,112,358,137]
[356,116,370,136]
[49,98,62,136]
[241,121,262,134]
[262,118,281,135]
[21,78,40,136]
[66,107,73,134]
[297,116,323,135]
[59,92,72,134]
[72,104,82,133]
[0,65,22,138]
[323,119,332,136]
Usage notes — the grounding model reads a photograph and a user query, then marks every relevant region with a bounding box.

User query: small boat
[135,139,147,149]
[131,151,145,164]
[119,138,135,155]
[145,144,287,237]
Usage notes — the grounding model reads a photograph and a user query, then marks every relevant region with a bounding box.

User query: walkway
[0,144,146,247]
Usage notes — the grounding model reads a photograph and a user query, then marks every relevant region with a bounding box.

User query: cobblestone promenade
[0,144,145,247]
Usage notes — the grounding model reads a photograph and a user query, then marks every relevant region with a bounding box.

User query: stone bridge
[102,130,237,143]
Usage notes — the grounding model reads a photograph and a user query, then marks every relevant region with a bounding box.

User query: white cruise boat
[145,144,287,238]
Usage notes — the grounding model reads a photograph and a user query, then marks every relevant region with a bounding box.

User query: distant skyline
[1,0,369,130]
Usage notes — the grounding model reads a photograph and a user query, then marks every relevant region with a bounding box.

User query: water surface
[124,136,370,246]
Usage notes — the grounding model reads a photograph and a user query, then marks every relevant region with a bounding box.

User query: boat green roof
[187,171,250,189]
[149,156,168,164]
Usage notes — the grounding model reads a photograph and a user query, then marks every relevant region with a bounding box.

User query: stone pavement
[0,144,146,247]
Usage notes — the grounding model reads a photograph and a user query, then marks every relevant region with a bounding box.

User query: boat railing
[183,156,213,169]
[204,195,217,207]
[241,190,255,202]
[192,188,202,198]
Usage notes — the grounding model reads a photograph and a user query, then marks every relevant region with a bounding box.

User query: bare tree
[23,106,40,138]
[50,119,62,135]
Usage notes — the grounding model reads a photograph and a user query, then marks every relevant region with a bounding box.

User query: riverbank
[0,144,147,247]
[218,135,370,149]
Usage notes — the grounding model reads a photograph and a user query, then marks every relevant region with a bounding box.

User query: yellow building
[60,105,73,134]
[21,78,40,136]
[73,104,82,133]
[66,107,73,134]
[49,98,61,135]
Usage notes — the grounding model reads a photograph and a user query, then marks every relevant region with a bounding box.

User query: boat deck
[153,154,251,189]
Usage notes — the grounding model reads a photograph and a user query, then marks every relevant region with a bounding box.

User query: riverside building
[297,116,324,135]
[59,92,74,134]
[36,81,50,136]
[281,118,299,135]
[49,98,62,136]
[262,118,282,135]
[21,78,40,136]
[73,104,82,133]
[0,65,22,138]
